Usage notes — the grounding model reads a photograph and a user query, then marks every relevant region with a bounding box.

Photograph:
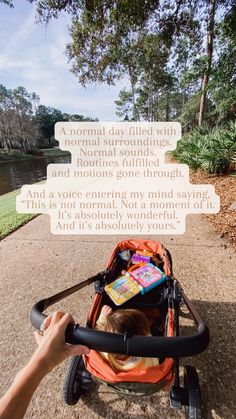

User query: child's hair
[104,308,150,336]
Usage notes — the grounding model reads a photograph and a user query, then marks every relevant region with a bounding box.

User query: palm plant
[172,123,236,174]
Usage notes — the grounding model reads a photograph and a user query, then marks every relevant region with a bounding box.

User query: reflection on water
[0,156,71,196]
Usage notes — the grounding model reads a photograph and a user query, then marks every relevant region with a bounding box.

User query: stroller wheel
[63,355,93,405]
[184,365,202,419]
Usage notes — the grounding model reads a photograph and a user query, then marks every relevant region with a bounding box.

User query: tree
[0,0,14,7]
[208,3,236,124]
[0,85,38,152]
[115,89,138,121]
[11,86,36,152]
[68,114,98,121]
[65,1,202,86]
[0,82,99,152]
[198,0,217,126]
[4,0,236,128]
[35,107,97,145]
[31,92,40,114]
[0,84,13,150]
[36,105,64,144]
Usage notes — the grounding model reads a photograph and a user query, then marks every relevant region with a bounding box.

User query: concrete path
[0,214,235,419]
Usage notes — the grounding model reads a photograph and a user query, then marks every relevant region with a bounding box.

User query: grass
[40,148,70,158]
[0,147,70,162]
[0,149,32,161]
[0,189,37,239]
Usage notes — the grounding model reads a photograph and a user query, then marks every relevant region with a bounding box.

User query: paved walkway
[0,214,235,419]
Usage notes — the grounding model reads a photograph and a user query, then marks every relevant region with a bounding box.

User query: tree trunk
[152,91,158,121]
[155,101,158,121]
[198,0,216,127]
[182,56,187,111]
[131,79,139,121]
[147,69,153,122]
[129,72,140,122]
[166,90,170,121]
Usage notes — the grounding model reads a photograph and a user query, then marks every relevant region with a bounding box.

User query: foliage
[0,85,39,152]
[65,113,98,121]
[0,83,98,154]
[35,105,98,146]
[208,3,236,124]
[115,89,136,120]
[0,149,31,161]
[65,1,202,86]
[180,93,215,131]
[0,0,14,7]
[172,123,236,174]
[35,105,65,143]
[40,148,70,158]
[3,1,236,130]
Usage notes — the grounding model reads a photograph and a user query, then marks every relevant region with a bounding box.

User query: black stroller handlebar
[30,298,210,358]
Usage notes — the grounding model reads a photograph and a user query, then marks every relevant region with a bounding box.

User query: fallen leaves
[190,171,236,251]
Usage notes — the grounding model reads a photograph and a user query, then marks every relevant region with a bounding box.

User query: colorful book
[105,275,141,306]
[130,263,166,294]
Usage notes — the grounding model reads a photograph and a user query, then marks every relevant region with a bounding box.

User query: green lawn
[40,148,70,158]
[0,189,37,239]
[0,148,70,162]
[0,149,32,161]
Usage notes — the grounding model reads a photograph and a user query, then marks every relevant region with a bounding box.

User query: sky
[0,1,127,121]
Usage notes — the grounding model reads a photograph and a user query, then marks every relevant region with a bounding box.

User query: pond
[0,155,71,196]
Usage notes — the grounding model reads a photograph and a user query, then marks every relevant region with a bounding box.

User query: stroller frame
[30,240,209,417]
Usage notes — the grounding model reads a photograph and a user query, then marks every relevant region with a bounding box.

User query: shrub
[0,149,26,160]
[172,123,236,174]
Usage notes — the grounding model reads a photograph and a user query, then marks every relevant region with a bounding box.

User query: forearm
[0,312,89,419]
[0,358,48,419]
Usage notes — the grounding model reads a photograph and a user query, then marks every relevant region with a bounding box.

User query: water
[0,155,71,196]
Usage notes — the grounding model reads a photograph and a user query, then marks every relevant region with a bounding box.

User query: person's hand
[31,311,90,374]
[100,305,112,318]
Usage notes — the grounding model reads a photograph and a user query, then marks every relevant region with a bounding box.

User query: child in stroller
[95,305,160,371]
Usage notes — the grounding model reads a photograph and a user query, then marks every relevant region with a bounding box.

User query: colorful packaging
[130,263,166,294]
[136,250,154,257]
[105,275,141,306]
[131,253,150,264]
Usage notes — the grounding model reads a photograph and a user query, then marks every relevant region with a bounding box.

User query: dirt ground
[0,214,235,419]
[190,171,236,251]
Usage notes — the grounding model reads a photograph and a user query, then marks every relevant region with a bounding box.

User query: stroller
[31,239,209,419]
